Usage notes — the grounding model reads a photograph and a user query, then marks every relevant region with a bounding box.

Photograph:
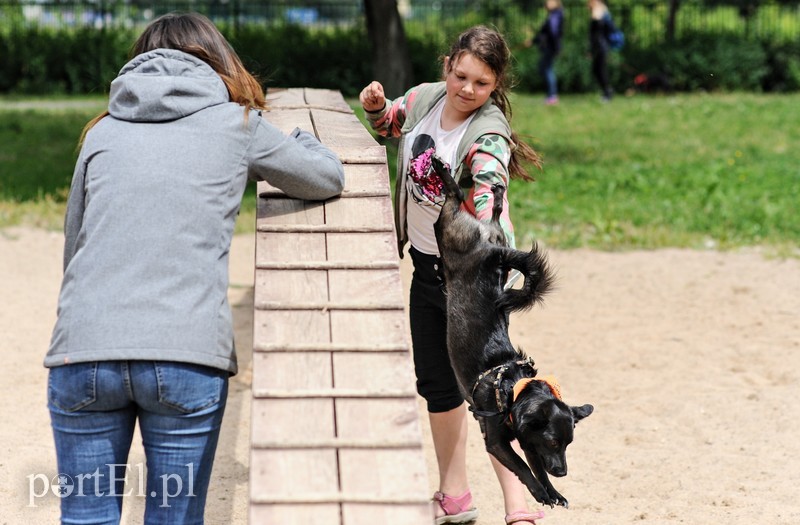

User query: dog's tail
[497,242,554,313]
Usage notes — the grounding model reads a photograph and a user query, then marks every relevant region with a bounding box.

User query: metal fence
[2,0,800,45]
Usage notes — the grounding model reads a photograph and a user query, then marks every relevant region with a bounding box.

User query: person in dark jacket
[46,12,344,524]
[535,0,564,105]
[588,0,614,101]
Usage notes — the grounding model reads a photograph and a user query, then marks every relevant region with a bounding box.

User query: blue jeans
[48,361,228,525]
[539,48,558,98]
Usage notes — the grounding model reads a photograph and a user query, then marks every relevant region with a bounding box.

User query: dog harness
[469,357,562,425]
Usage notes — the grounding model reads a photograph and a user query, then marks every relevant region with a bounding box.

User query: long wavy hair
[79,12,266,145]
[444,25,542,181]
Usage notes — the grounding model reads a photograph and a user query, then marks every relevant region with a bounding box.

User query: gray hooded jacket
[45,49,344,374]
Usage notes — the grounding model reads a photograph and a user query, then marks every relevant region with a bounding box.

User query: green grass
[509,92,800,251]
[2,93,799,252]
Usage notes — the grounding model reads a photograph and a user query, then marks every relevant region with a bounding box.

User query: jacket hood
[108,49,229,122]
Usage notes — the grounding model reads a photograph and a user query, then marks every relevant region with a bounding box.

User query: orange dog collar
[512,375,562,402]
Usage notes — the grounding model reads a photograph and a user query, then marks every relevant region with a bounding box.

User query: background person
[45,12,344,524]
[535,0,564,105]
[588,0,614,101]
[359,25,546,525]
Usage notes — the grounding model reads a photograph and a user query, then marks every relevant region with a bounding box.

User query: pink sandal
[433,490,479,525]
[505,509,546,524]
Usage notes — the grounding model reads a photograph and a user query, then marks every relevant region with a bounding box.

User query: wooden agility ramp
[249,88,433,524]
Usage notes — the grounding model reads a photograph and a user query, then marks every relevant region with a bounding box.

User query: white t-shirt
[404,98,475,255]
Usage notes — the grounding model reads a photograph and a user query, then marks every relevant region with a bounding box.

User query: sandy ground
[2,227,799,524]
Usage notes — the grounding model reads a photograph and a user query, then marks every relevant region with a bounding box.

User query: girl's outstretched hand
[359,81,386,112]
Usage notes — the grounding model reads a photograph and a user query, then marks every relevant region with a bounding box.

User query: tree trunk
[364,0,414,99]
[666,0,681,42]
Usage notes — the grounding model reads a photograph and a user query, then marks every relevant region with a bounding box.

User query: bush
[2,23,799,96]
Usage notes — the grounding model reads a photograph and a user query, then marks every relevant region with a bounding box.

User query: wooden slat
[255,302,403,311]
[253,388,415,399]
[332,354,417,393]
[313,106,380,151]
[255,269,328,305]
[327,232,397,262]
[257,224,392,234]
[303,88,352,112]
[250,449,338,499]
[255,231,326,264]
[256,189,327,225]
[253,343,408,353]
[335,398,423,443]
[342,504,434,525]
[329,269,404,305]
[252,438,422,450]
[339,449,430,499]
[255,261,398,270]
[330,310,408,346]
[251,351,332,392]
[325,196,394,229]
[250,504,341,525]
[263,107,313,135]
[251,398,334,445]
[258,163,390,200]
[252,493,430,505]
[265,87,306,106]
[253,309,331,346]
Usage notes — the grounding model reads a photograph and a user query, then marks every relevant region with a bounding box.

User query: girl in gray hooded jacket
[45,12,344,524]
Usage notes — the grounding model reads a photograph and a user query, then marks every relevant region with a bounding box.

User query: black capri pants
[408,246,465,413]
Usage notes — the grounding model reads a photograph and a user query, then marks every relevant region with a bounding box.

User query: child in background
[360,25,545,525]
[535,0,564,105]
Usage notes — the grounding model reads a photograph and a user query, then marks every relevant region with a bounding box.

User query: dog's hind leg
[488,184,507,247]
[431,154,464,203]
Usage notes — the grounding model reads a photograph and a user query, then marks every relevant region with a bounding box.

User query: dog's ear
[571,404,594,424]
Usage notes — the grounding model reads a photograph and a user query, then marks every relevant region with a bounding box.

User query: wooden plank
[335,398,422,443]
[259,164,389,200]
[325,196,393,229]
[251,351,332,392]
[328,269,404,306]
[327,232,397,262]
[263,107,313,135]
[330,310,408,345]
[341,163,391,195]
[303,87,351,111]
[342,504,434,525]
[251,504,341,525]
[313,108,378,150]
[332,354,416,393]
[253,309,331,346]
[339,449,429,499]
[255,269,328,305]
[250,449,339,499]
[253,343,407,353]
[255,231,326,264]
[251,398,334,445]
[266,87,306,107]
[256,191,327,225]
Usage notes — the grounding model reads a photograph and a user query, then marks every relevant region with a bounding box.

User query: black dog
[431,155,593,508]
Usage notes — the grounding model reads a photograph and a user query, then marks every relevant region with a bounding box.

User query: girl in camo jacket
[360,25,545,525]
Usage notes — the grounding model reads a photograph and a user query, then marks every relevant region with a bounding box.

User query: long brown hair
[444,25,542,181]
[80,12,265,145]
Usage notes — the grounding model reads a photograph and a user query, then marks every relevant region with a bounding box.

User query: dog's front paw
[548,488,569,508]
[528,485,556,508]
